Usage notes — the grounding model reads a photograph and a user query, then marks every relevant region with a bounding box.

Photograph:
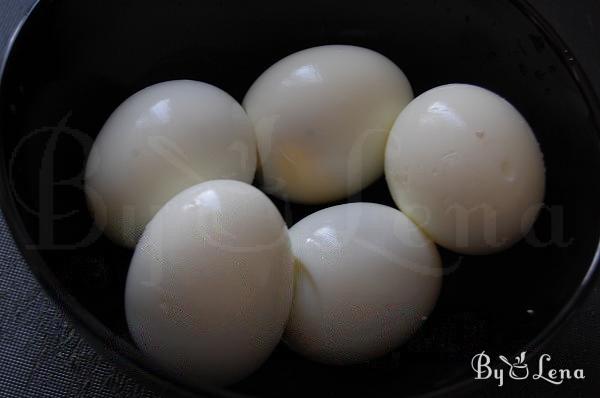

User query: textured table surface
[0,0,599,397]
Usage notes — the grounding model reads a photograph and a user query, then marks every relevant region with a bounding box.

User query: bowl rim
[0,0,599,397]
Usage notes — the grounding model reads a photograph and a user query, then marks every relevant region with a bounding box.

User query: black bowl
[1,0,599,396]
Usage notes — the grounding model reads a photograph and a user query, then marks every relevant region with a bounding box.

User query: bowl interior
[1,0,600,396]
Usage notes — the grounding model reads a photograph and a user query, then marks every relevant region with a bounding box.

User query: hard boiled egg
[243,45,413,204]
[85,80,257,247]
[125,180,293,386]
[285,202,442,365]
[385,84,545,255]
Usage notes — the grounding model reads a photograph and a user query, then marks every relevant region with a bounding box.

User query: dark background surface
[0,0,599,397]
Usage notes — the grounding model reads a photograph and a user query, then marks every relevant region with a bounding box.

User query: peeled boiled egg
[385,84,545,255]
[85,80,257,247]
[243,45,413,204]
[285,202,442,365]
[125,180,293,386]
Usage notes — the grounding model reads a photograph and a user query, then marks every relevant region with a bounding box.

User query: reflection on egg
[243,45,413,204]
[125,180,293,386]
[385,84,545,255]
[285,203,442,365]
[85,80,257,247]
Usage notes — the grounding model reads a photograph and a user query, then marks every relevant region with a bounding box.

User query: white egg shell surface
[125,180,293,386]
[285,202,442,365]
[85,80,257,247]
[243,45,413,204]
[385,84,545,255]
